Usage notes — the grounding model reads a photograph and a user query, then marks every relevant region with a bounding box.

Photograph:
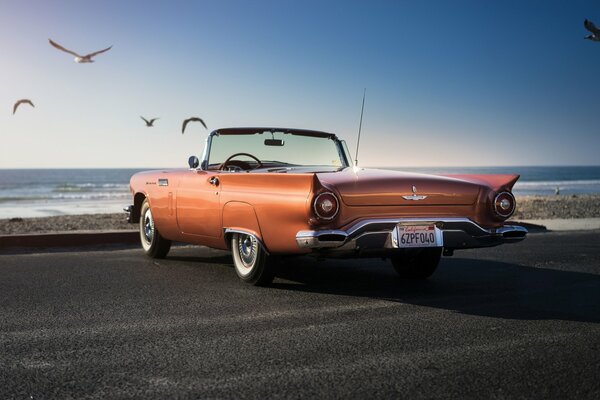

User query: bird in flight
[48,39,112,63]
[584,19,600,41]
[13,99,34,114]
[182,117,208,134]
[141,116,159,127]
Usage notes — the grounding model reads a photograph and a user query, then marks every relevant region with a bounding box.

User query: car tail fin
[443,174,520,192]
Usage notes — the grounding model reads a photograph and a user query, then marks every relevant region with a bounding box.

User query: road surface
[1,231,599,398]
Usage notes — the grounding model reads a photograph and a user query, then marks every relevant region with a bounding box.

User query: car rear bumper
[296,218,527,254]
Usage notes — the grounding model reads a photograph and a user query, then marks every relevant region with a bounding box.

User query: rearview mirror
[188,155,199,169]
[264,139,284,146]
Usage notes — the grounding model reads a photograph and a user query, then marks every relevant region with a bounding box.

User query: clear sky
[1,0,599,168]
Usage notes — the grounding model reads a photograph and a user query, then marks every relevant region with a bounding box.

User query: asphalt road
[1,231,599,399]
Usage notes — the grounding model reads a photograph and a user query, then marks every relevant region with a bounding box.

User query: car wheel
[140,199,171,258]
[390,248,442,279]
[231,232,275,285]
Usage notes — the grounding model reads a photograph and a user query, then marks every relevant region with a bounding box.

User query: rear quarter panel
[218,173,314,253]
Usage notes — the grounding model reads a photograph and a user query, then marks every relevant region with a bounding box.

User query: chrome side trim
[224,228,270,255]
[200,134,212,170]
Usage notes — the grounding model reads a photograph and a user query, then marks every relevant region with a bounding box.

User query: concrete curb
[0,230,139,250]
[0,219,597,251]
[517,218,600,232]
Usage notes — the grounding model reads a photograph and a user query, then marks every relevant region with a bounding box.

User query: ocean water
[381,166,600,197]
[0,169,145,219]
[0,166,599,218]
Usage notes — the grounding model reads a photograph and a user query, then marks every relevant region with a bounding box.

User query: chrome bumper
[296,218,527,252]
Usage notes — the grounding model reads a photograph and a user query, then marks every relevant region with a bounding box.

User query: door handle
[209,176,219,186]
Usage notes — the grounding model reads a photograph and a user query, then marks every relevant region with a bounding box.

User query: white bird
[141,116,159,127]
[584,19,600,41]
[13,99,34,114]
[182,117,208,134]
[48,39,112,63]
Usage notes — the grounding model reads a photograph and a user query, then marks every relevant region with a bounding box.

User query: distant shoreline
[0,194,598,236]
[2,165,600,170]
[1,167,599,219]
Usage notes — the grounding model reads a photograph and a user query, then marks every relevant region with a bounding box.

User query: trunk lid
[317,168,482,206]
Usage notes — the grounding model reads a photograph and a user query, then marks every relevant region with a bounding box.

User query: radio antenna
[354,88,366,167]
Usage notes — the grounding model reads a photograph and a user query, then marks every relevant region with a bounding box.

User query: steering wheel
[220,152,263,171]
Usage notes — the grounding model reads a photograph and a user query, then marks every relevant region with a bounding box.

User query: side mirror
[188,155,199,169]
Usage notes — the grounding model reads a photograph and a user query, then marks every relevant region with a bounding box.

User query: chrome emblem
[402,185,427,201]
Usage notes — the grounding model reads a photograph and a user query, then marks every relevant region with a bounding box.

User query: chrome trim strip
[200,134,212,170]
[224,228,270,255]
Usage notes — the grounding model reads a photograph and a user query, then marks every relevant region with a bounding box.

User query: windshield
[206,131,348,169]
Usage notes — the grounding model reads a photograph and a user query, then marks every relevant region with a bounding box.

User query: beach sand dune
[0,195,598,235]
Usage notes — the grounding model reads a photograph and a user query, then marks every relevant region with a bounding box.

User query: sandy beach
[0,194,598,235]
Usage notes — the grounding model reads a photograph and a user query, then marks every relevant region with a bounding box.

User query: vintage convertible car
[126,127,527,285]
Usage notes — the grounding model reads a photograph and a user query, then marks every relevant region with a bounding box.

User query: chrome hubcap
[143,209,154,243]
[238,234,257,268]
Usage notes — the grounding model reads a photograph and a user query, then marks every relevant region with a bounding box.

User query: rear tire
[231,233,275,285]
[390,248,442,279]
[140,199,171,259]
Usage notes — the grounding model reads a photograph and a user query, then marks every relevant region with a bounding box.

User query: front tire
[231,233,275,285]
[390,248,442,279]
[140,199,171,258]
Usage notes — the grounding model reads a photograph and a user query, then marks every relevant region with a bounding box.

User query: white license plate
[394,225,442,248]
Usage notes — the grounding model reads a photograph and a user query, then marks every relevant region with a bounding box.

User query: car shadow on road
[270,256,600,324]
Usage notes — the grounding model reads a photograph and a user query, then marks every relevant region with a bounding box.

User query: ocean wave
[0,196,48,203]
[514,179,600,187]
[52,183,128,193]
[0,192,130,203]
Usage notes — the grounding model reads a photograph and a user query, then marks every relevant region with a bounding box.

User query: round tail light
[494,191,516,218]
[313,192,339,220]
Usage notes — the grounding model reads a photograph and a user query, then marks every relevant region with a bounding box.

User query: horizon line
[1,164,600,170]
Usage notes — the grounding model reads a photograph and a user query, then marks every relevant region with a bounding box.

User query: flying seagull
[141,116,159,127]
[182,117,207,134]
[584,19,600,41]
[48,39,112,63]
[13,99,34,114]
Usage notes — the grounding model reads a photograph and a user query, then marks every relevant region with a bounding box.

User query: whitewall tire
[231,232,275,285]
[140,199,171,259]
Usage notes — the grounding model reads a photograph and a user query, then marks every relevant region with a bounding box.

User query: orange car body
[127,127,526,257]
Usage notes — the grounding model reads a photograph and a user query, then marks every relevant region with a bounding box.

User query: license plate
[394,225,442,248]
